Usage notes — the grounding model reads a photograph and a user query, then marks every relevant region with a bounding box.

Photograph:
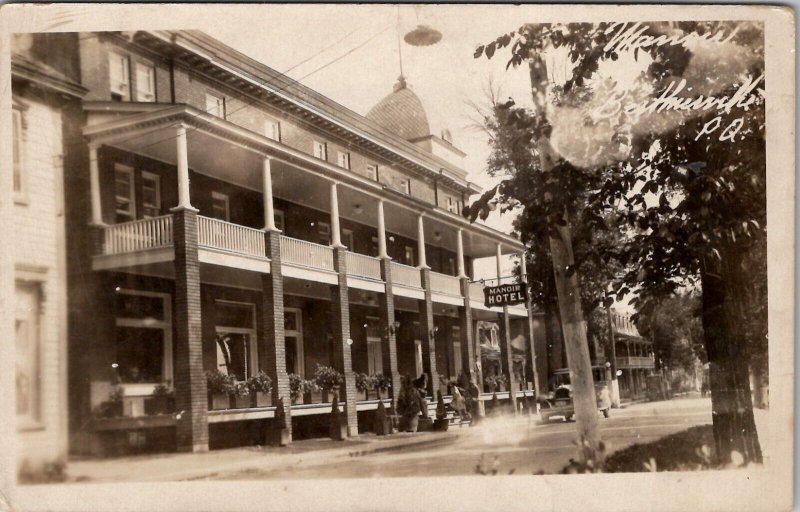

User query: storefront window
[114,290,171,385]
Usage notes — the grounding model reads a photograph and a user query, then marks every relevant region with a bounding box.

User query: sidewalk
[65,427,466,483]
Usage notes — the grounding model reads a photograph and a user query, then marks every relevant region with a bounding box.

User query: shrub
[371,373,391,392]
[246,371,273,394]
[233,381,250,398]
[354,372,371,393]
[152,383,173,397]
[314,364,343,391]
[302,379,319,394]
[205,370,235,395]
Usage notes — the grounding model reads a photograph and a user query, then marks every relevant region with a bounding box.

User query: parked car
[538,383,612,423]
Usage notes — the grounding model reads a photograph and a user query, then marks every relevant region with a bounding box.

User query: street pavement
[63,396,745,482]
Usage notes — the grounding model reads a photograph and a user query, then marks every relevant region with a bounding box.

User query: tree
[635,293,705,375]
[471,21,766,464]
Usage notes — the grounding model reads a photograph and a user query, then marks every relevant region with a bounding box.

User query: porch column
[456,229,466,278]
[520,252,542,394]
[379,259,401,405]
[459,277,476,384]
[262,157,277,231]
[89,144,104,225]
[330,182,344,248]
[331,248,358,436]
[260,229,291,441]
[417,214,428,269]
[496,243,518,411]
[377,200,389,259]
[419,268,439,398]
[171,199,208,452]
[176,124,192,209]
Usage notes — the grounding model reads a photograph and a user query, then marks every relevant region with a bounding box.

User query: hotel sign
[484,283,527,308]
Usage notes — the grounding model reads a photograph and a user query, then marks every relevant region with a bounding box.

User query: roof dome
[366,76,431,142]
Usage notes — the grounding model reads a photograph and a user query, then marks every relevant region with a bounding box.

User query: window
[403,246,415,266]
[141,172,161,218]
[371,236,379,257]
[114,290,172,386]
[135,62,156,102]
[313,141,327,160]
[285,308,304,377]
[274,208,285,232]
[211,191,230,222]
[456,200,463,215]
[366,164,378,181]
[264,119,281,141]
[337,151,350,169]
[447,197,455,213]
[446,257,456,276]
[114,164,135,221]
[109,52,131,101]
[317,221,331,245]
[366,317,383,375]
[12,108,24,200]
[341,228,354,250]
[205,92,225,118]
[401,178,411,195]
[16,281,41,426]
[215,301,257,381]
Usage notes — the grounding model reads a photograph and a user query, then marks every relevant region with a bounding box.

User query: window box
[208,392,230,411]
[250,392,272,408]
[144,395,174,415]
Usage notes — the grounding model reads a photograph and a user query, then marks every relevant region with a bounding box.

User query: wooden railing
[103,215,173,255]
[346,252,382,280]
[280,236,334,271]
[198,216,266,258]
[429,271,462,296]
[391,262,421,288]
[615,356,655,369]
[469,282,485,302]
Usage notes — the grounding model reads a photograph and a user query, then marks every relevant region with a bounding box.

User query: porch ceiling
[83,104,522,259]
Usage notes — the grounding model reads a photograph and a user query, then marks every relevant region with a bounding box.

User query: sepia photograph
[0,4,794,511]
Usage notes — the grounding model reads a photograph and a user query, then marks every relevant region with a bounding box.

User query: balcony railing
[103,215,173,255]
[615,356,655,368]
[280,236,334,271]
[198,216,266,258]
[391,262,421,288]
[429,271,462,296]
[346,252,382,281]
[469,282,485,302]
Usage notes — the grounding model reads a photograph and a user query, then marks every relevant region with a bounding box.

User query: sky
[206,5,536,280]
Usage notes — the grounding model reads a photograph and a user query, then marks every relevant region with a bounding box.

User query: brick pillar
[379,258,401,404]
[88,224,106,256]
[172,207,209,452]
[499,307,518,411]
[419,268,439,398]
[261,230,291,439]
[459,278,476,382]
[331,247,358,436]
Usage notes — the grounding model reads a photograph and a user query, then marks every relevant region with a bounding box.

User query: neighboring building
[11,34,87,477]
[58,30,535,455]
[608,311,655,398]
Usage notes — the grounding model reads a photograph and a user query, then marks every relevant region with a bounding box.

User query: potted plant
[396,377,422,432]
[433,390,449,432]
[303,378,320,403]
[497,374,509,392]
[314,364,343,403]
[288,373,304,405]
[355,372,370,401]
[206,370,235,410]
[246,371,273,408]
[94,387,124,419]
[329,393,347,441]
[232,381,251,409]
[371,373,391,400]
[144,383,174,415]
[373,397,392,436]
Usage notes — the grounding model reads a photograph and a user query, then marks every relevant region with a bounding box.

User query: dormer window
[109,52,131,101]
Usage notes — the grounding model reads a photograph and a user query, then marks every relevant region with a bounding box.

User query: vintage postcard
[0,3,794,511]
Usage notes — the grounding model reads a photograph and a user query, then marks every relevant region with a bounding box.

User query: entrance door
[284,308,304,377]
[366,317,383,374]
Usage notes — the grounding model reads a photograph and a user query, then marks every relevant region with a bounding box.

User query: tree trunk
[701,251,762,465]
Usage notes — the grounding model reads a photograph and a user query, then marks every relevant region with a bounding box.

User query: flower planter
[250,392,272,408]
[417,417,434,432]
[433,418,449,432]
[291,394,305,406]
[144,396,174,415]
[398,415,419,433]
[208,393,230,410]
[232,394,251,409]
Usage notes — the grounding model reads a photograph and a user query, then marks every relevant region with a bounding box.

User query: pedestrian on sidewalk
[397,375,423,432]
